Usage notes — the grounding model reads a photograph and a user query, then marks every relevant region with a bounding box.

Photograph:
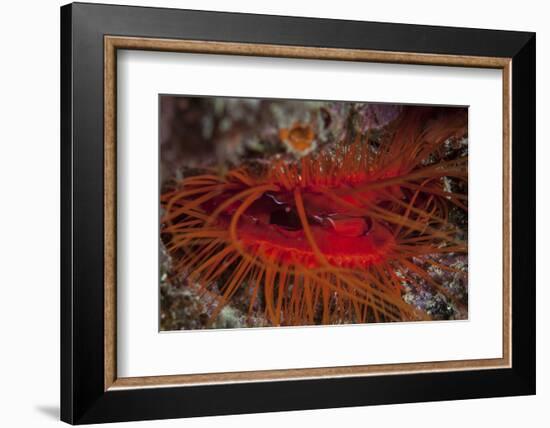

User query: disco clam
[161,108,468,326]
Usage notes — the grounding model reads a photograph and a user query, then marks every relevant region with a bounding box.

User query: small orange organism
[279,122,316,155]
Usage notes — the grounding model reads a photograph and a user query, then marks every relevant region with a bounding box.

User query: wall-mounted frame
[61,2,535,424]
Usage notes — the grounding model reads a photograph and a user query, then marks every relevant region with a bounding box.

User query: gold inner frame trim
[104,35,512,391]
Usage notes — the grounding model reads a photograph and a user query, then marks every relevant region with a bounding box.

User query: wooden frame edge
[103,35,512,391]
[502,61,512,369]
[105,36,511,68]
[104,37,117,390]
[110,357,508,390]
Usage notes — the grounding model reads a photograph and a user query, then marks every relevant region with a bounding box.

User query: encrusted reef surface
[159,97,468,330]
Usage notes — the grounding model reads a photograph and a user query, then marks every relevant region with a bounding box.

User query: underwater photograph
[159,95,468,330]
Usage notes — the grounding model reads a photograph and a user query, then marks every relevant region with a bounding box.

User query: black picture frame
[61,2,535,424]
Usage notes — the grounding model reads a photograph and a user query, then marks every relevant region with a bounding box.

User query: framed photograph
[60,2,535,424]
